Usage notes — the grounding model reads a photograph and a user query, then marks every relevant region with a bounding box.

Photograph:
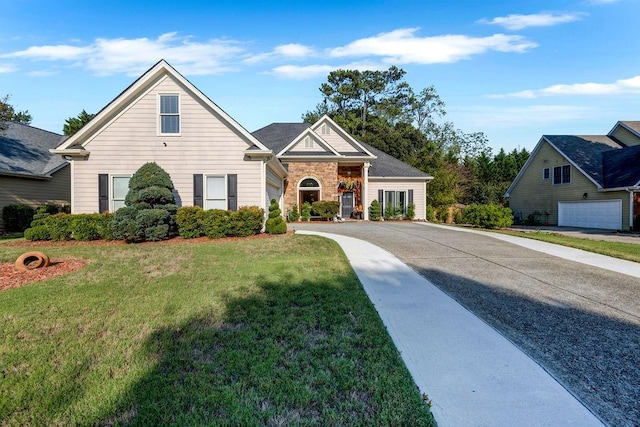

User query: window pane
[300,178,319,188]
[205,199,227,210]
[553,167,561,184]
[113,177,130,199]
[113,200,127,211]
[161,116,179,133]
[160,95,178,114]
[562,165,570,183]
[207,176,225,199]
[398,191,406,212]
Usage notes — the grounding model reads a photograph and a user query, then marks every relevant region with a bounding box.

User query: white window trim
[158,93,181,136]
[553,164,571,185]
[204,174,227,210]
[382,190,408,215]
[111,174,131,212]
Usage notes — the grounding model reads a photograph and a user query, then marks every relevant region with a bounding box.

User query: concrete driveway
[293,221,640,427]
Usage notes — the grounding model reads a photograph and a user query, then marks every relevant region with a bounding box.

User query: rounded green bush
[369,200,381,221]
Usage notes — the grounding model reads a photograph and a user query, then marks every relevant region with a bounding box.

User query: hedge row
[24,206,266,242]
[2,204,68,232]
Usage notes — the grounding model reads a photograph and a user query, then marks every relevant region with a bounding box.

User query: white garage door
[558,200,622,230]
[267,183,280,205]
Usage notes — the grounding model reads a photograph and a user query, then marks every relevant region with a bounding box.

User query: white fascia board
[311,115,376,157]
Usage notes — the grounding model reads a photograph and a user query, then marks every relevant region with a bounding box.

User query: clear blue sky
[2,0,638,153]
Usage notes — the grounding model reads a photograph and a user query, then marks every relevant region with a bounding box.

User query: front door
[341,192,354,218]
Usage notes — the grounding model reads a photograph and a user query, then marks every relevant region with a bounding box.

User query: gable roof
[53,59,271,156]
[360,142,432,178]
[310,115,376,157]
[609,121,640,138]
[252,123,312,154]
[0,122,68,179]
[252,122,432,179]
[544,135,622,187]
[506,126,640,197]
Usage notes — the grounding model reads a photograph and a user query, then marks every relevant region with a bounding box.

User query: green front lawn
[0,236,434,426]
[497,230,640,263]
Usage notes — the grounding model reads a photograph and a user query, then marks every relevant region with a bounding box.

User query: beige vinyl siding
[72,76,263,213]
[0,166,70,230]
[289,135,326,152]
[367,179,426,220]
[509,141,631,229]
[610,126,640,147]
[317,124,360,153]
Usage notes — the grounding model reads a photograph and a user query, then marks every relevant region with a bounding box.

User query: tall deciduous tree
[63,109,95,136]
[0,95,32,131]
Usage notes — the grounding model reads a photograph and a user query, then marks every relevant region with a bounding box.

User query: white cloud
[491,75,640,98]
[328,28,537,64]
[479,12,586,30]
[0,63,17,73]
[2,32,245,76]
[244,43,315,64]
[270,61,386,80]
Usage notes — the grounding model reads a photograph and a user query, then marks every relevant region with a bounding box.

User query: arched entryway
[298,177,320,207]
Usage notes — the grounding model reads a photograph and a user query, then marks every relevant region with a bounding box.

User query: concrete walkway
[297,230,604,427]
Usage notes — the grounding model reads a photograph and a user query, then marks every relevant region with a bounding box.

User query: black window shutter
[98,174,109,213]
[408,189,414,204]
[227,174,238,211]
[193,174,203,207]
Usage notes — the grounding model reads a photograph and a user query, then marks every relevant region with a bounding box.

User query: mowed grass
[496,229,640,263]
[0,235,434,426]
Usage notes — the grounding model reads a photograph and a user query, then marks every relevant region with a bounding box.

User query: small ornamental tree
[289,204,300,222]
[112,162,178,242]
[265,198,287,234]
[301,202,312,221]
[369,200,381,221]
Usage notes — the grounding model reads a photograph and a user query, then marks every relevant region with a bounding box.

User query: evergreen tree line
[303,67,529,208]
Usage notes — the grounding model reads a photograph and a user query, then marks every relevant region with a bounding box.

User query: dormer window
[304,136,313,148]
[321,123,330,135]
[159,94,180,134]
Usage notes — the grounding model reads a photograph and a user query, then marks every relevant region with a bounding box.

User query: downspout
[363,162,370,220]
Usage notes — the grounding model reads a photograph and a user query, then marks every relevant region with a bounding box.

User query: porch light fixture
[583,192,588,199]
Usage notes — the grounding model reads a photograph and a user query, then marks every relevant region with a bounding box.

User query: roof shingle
[0,122,67,177]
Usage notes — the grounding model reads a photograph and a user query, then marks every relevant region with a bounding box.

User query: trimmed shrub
[25,213,114,241]
[112,162,177,242]
[453,209,464,224]
[289,204,300,222]
[230,206,265,237]
[266,199,287,234]
[69,213,114,241]
[2,204,35,231]
[30,204,60,227]
[463,204,514,229]
[369,200,381,221]
[312,200,339,221]
[406,203,415,220]
[202,209,231,239]
[425,206,436,222]
[301,202,312,221]
[436,207,448,223]
[24,225,50,241]
[176,206,205,238]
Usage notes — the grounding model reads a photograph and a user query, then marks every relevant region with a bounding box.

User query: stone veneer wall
[283,161,338,212]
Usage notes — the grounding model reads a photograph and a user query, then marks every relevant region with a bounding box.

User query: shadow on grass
[413,265,640,427]
[96,273,435,426]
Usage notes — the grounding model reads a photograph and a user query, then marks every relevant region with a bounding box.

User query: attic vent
[304,136,313,148]
[321,124,330,135]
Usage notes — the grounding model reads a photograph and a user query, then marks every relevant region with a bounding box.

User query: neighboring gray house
[505,121,640,230]
[0,122,70,230]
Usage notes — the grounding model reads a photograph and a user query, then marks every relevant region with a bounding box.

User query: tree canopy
[0,95,32,131]
[63,109,95,136]
[303,67,529,208]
